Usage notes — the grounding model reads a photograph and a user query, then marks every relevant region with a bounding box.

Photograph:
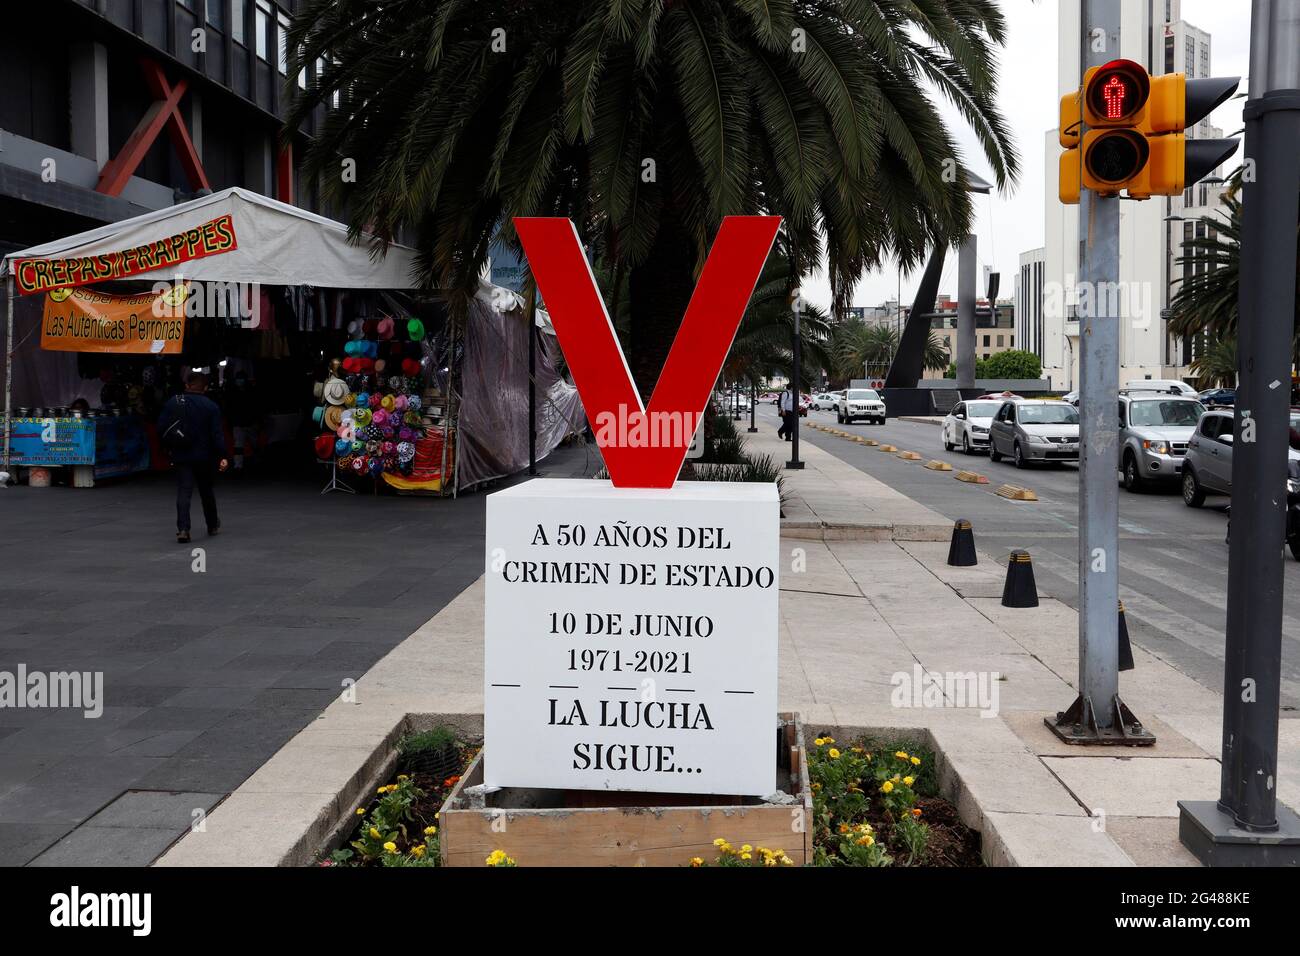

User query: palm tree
[923,329,951,373]
[1193,336,1237,388]
[724,253,833,390]
[288,0,1019,396]
[832,320,897,380]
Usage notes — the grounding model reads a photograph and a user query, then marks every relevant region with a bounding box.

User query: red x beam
[96,59,210,197]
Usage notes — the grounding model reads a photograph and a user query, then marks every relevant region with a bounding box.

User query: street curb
[899,416,944,426]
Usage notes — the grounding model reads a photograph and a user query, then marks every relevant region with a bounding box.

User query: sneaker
[177,531,191,543]
[207,525,222,537]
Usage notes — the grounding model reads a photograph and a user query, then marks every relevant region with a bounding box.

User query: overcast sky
[802,0,1252,313]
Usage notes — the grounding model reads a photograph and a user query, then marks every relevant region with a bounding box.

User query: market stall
[1,187,582,493]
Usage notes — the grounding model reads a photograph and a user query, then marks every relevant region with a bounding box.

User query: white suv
[838,388,887,425]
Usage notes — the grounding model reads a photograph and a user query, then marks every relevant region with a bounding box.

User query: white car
[838,388,887,425]
[1123,378,1198,397]
[811,392,839,410]
[941,399,1004,455]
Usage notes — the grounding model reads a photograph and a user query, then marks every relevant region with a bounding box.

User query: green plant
[982,349,1042,380]
[485,849,517,867]
[696,839,794,867]
[348,775,426,862]
[398,726,457,757]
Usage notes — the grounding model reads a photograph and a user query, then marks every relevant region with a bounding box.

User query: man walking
[159,373,229,543]
[777,385,796,441]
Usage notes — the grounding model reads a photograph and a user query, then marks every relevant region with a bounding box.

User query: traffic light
[1058,59,1239,204]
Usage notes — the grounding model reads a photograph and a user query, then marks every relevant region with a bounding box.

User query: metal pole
[1218,0,1300,832]
[527,294,537,477]
[3,272,13,477]
[1047,0,1152,747]
[747,381,757,433]
[956,235,976,389]
[786,298,803,470]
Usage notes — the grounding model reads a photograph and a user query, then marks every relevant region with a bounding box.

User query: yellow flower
[369,827,381,839]
[910,756,922,766]
[411,844,426,858]
[397,774,408,781]
[828,748,841,759]
[763,855,777,866]
[424,826,437,836]
[822,737,835,745]
[741,844,752,854]
[712,837,728,848]
[740,852,752,861]
[892,774,901,782]
[355,808,365,816]
[377,787,386,795]
[811,782,821,791]
[814,737,826,746]
[485,849,515,867]
[690,857,704,867]
[856,835,875,847]
[780,855,794,866]
[838,823,851,834]
[895,750,909,760]
[903,776,915,786]
[382,841,397,853]
[881,781,894,793]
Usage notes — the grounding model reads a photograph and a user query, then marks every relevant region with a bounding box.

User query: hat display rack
[310,313,436,495]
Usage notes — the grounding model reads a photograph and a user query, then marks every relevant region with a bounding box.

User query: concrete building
[1042,0,1231,390]
[928,295,1015,364]
[0,0,331,259]
[1015,247,1047,367]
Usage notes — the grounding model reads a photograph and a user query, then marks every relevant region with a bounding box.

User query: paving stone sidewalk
[0,444,596,865]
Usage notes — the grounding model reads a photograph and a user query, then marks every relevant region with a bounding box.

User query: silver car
[1119,393,1205,491]
[989,399,1080,468]
[1183,408,1300,506]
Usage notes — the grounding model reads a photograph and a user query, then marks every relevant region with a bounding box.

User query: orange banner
[14,214,236,295]
[41,284,189,354]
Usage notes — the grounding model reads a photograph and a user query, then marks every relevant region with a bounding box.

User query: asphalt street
[752,403,1300,712]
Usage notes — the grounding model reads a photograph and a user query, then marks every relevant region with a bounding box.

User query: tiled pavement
[0,444,595,865]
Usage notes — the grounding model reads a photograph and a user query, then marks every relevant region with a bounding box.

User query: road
[751,403,1300,711]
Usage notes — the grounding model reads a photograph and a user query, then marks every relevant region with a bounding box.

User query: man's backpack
[161,396,194,454]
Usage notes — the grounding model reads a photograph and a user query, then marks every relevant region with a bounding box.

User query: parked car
[1199,387,1236,408]
[811,392,840,411]
[837,388,887,424]
[941,399,1004,455]
[799,394,811,417]
[1184,408,1300,506]
[1062,391,1079,406]
[977,390,1023,401]
[989,399,1080,468]
[1123,378,1198,397]
[1119,393,1205,491]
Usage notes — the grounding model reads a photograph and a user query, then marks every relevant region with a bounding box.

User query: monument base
[438,713,812,867]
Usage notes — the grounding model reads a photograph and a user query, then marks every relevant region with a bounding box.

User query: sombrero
[372,409,388,427]
[407,318,425,341]
[353,408,373,427]
[322,378,349,406]
[314,434,336,459]
[323,405,345,432]
[334,438,351,457]
[312,406,325,426]
[377,317,395,340]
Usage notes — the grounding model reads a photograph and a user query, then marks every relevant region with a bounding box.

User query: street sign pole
[1047,0,1154,747]
[1179,0,1300,865]
[956,235,976,390]
[787,297,804,470]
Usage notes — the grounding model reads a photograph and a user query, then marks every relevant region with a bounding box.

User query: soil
[868,796,977,868]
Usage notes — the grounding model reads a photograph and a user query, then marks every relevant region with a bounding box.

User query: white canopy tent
[0,187,581,485]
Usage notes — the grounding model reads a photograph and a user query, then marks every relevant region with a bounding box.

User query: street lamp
[787,293,804,471]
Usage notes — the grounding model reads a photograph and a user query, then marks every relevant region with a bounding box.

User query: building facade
[0,0,330,260]
[1015,247,1046,366]
[1042,0,1230,391]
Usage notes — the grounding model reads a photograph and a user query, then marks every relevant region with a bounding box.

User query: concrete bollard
[947,519,977,567]
[1001,549,1038,608]
[1118,600,1134,671]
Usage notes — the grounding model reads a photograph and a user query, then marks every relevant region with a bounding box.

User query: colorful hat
[337,420,355,441]
[312,406,325,426]
[355,391,370,408]
[352,456,367,473]
[351,439,365,455]
[314,434,336,459]
[347,320,364,338]
[368,393,383,410]
[324,406,346,432]
[382,441,396,456]
[398,427,414,441]
[377,317,395,340]
[334,438,351,457]
[407,395,422,411]
[407,318,425,341]
[369,458,384,477]
[344,340,362,356]
[322,378,349,406]
[393,395,408,411]
[373,358,386,375]
[372,409,388,427]
[353,408,372,427]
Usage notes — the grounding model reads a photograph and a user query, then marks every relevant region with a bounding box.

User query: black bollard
[1118,600,1135,672]
[947,518,977,567]
[1001,549,1039,608]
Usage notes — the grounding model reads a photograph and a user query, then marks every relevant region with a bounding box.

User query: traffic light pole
[1047,0,1154,747]
[1179,0,1300,865]
[956,235,976,390]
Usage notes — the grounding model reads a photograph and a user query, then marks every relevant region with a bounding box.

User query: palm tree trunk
[629,208,697,401]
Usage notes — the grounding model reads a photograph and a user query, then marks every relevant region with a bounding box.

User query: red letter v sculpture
[515,216,780,488]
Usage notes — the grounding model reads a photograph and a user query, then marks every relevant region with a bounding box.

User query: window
[996,335,1004,347]
[255,0,271,60]
[278,10,291,75]
[206,0,225,29]
[1200,415,1223,440]
[232,0,247,44]
[982,335,990,347]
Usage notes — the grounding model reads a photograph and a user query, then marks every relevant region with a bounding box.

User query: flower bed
[322,729,479,868]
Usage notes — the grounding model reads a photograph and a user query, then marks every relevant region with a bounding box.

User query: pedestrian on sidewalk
[778,385,796,441]
[159,373,229,544]
[225,370,261,472]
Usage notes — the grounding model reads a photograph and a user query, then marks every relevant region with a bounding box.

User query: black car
[1199,388,1236,408]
